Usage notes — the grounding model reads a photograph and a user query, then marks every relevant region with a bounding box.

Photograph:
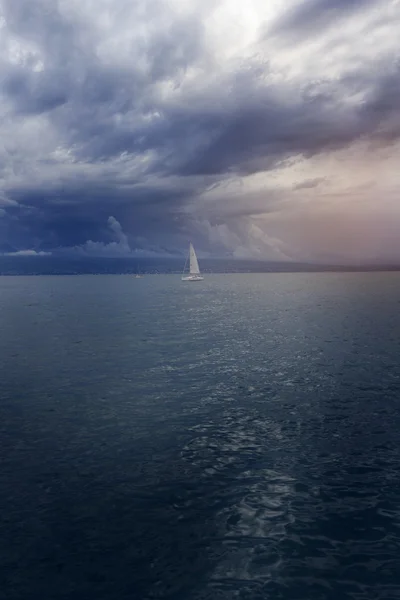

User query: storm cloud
[0,0,399,261]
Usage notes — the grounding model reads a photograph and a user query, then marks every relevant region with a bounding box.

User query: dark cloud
[264,0,382,42]
[173,65,400,177]
[0,0,398,259]
[4,172,204,252]
[293,177,326,191]
[1,68,68,114]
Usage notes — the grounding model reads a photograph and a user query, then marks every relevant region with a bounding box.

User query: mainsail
[182,242,203,281]
[189,243,200,275]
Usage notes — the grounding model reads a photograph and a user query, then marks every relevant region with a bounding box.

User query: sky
[0,0,399,263]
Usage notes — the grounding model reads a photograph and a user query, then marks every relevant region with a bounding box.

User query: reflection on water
[1,273,400,599]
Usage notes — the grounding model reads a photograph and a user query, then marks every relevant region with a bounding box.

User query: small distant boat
[182,243,204,281]
[135,263,144,278]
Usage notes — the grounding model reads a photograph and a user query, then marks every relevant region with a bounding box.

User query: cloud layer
[0,0,399,262]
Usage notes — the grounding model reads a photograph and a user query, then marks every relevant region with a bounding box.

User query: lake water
[1,273,400,600]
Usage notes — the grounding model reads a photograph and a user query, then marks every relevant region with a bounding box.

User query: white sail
[182,242,204,281]
[189,243,200,275]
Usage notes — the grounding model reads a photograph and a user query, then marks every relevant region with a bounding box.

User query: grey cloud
[1,68,68,115]
[264,0,382,43]
[69,215,180,257]
[293,177,326,190]
[68,215,132,257]
[2,249,51,256]
[196,218,294,261]
[0,0,398,259]
[177,59,400,177]
[147,14,207,80]
[4,174,203,252]
[107,216,130,253]
[2,0,396,176]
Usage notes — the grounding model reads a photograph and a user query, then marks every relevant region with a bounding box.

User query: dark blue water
[1,273,400,600]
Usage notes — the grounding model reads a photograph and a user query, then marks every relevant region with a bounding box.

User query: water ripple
[1,274,400,599]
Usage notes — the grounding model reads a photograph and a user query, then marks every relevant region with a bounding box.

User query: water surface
[1,273,400,599]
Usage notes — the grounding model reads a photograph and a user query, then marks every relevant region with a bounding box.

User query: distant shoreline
[1,254,400,276]
[1,266,400,276]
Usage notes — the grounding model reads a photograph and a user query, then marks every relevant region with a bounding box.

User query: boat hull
[181,275,204,281]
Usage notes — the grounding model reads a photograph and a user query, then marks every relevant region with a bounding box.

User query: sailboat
[182,243,204,281]
[135,263,144,278]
